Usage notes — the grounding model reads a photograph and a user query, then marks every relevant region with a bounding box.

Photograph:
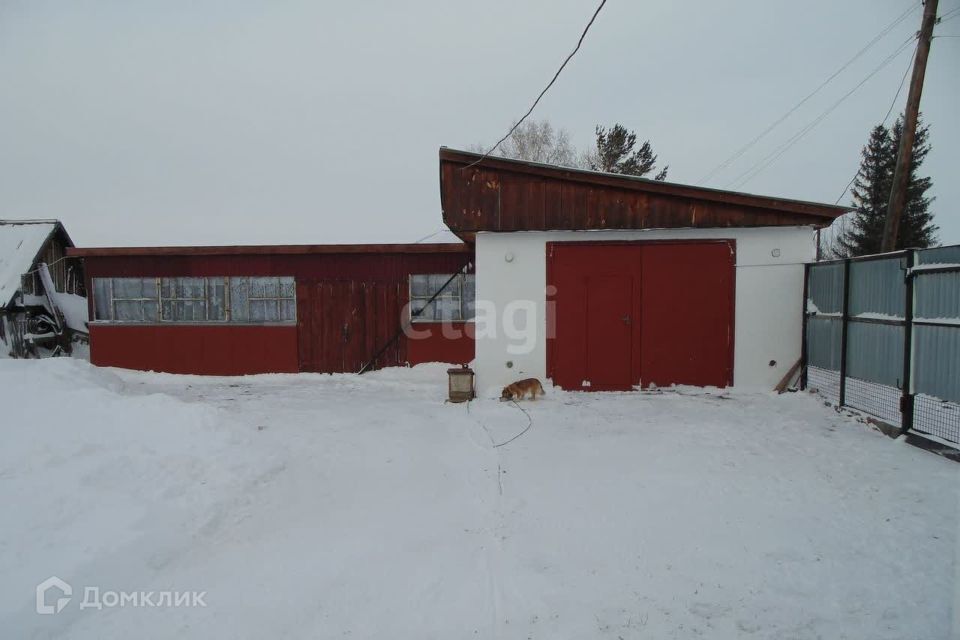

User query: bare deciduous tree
[470,119,669,180]
[470,119,585,169]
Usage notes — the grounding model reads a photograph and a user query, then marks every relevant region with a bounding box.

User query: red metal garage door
[547,241,735,390]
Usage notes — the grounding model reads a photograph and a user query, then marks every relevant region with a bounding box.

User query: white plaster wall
[474,227,815,396]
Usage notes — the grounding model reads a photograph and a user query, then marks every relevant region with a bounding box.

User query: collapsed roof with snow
[0,220,74,309]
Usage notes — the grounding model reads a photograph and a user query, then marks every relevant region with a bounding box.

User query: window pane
[230,277,250,322]
[250,299,279,322]
[208,278,226,321]
[160,277,209,321]
[430,274,455,296]
[410,273,465,322]
[412,274,460,299]
[279,277,295,299]
[435,296,462,321]
[143,301,159,321]
[249,277,279,298]
[115,300,143,322]
[177,300,207,321]
[225,276,295,323]
[411,299,436,321]
[182,277,205,299]
[462,275,476,320]
[160,278,176,300]
[112,278,138,299]
[280,298,296,321]
[93,278,112,320]
[410,275,431,298]
[113,277,155,299]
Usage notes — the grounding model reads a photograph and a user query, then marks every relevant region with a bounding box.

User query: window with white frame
[92,276,295,323]
[161,277,226,322]
[94,278,159,322]
[409,273,475,322]
[229,277,296,323]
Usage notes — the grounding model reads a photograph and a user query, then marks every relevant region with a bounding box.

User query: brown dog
[500,378,545,402]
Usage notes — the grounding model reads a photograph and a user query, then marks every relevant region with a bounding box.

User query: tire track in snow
[463,400,517,639]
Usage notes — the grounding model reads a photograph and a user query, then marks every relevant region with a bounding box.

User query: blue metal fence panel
[849,257,905,318]
[806,317,842,370]
[915,245,960,266]
[845,320,904,388]
[913,325,960,404]
[914,271,960,321]
[807,262,844,314]
[804,245,960,446]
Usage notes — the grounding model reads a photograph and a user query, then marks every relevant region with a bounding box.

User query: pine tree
[890,116,937,248]
[837,115,937,257]
[588,124,668,180]
[836,125,892,257]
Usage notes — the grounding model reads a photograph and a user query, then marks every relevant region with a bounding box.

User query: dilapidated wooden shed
[0,219,87,357]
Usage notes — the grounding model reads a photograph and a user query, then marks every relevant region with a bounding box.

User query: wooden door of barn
[547,241,735,390]
[296,280,404,373]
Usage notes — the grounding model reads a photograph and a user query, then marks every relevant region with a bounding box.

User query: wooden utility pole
[881,0,939,252]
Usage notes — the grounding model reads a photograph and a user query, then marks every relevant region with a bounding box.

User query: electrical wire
[937,5,960,22]
[463,0,607,171]
[21,255,74,276]
[697,1,921,185]
[493,400,533,448]
[725,33,918,191]
[833,39,918,205]
[412,227,449,244]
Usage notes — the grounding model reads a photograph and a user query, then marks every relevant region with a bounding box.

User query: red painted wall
[89,324,299,375]
[406,322,475,366]
[82,248,475,375]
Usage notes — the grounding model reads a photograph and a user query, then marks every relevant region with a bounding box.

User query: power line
[463,0,608,171]
[725,33,918,190]
[728,34,916,190]
[697,1,920,185]
[412,227,449,244]
[833,39,918,205]
[937,5,960,22]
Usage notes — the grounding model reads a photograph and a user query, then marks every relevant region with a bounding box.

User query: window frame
[229,276,297,324]
[104,277,160,324]
[408,273,475,323]
[159,277,226,323]
[91,276,297,325]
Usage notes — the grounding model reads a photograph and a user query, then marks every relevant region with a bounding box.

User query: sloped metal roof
[439,148,850,241]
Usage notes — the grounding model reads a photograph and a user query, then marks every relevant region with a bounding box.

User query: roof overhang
[67,242,471,258]
[439,148,850,241]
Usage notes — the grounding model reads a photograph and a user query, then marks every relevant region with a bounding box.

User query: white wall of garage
[472,226,815,396]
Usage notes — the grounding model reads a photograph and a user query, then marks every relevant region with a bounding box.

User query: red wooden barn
[69,243,475,375]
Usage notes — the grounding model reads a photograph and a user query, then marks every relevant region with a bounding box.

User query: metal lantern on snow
[447,365,475,403]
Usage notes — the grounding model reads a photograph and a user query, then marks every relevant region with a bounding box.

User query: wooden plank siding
[75,245,475,375]
[20,224,84,297]
[439,148,849,240]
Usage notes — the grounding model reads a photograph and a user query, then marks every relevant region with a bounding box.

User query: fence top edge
[811,243,960,268]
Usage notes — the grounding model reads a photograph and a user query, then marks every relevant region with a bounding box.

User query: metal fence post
[800,263,809,390]
[838,258,851,407]
[901,251,915,433]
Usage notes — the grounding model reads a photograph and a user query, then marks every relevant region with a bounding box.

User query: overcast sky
[0,0,957,247]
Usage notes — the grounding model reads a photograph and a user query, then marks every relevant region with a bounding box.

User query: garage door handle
[622,315,632,325]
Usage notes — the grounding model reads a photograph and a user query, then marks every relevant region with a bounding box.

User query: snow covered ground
[1,358,957,639]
